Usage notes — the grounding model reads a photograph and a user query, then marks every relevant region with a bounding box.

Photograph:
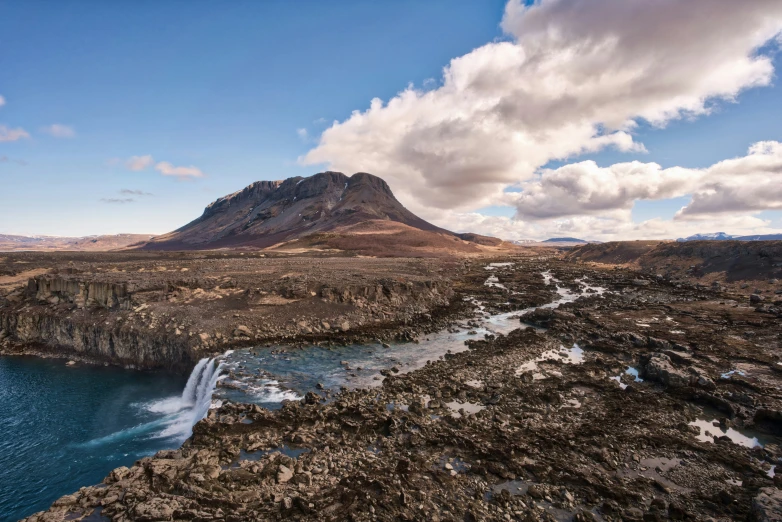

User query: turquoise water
[0,357,187,522]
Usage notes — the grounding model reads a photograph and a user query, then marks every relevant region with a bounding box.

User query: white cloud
[297,128,308,141]
[41,124,75,138]
[122,155,205,180]
[508,140,782,221]
[0,125,30,142]
[301,0,782,218]
[419,140,782,241]
[431,207,778,243]
[676,141,782,216]
[0,95,5,107]
[510,161,696,220]
[125,155,155,171]
[154,161,205,180]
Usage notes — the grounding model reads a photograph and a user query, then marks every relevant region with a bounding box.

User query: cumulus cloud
[676,141,782,217]
[0,125,30,142]
[510,161,695,219]
[509,140,782,221]
[154,161,205,180]
[125,155,155,171]
[41,124,75,138]
[297,128,309,141]
[301,0,782,217]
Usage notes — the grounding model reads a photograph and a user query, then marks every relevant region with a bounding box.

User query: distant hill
[677,232,782,242]
[140,171,514,256]
[677,232,733,242]
[566,240,782,282]
[0,234,153,252]
[735,233,782,241]
[543,237,590,244]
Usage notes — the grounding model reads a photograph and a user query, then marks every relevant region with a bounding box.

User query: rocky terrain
[140,171,515,256]
[567,240,782,296]
[18,254,782,521]
[0,251,482,372]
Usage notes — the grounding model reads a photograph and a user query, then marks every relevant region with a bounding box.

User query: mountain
[543,237,590,244]
[0,234,153,252]
[677,232,782,242]
[735,233,782,241]
[142,171,513,256]
[677,232,734,242]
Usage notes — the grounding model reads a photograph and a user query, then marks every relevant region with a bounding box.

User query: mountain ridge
[677,232,782,242]
[142,171,510,255]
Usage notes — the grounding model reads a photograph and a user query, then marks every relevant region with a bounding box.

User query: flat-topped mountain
[143,171,511,255]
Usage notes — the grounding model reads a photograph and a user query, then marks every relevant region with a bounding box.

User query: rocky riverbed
[14,256,782,521]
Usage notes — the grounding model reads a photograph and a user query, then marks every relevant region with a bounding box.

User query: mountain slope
[142,171,510,255]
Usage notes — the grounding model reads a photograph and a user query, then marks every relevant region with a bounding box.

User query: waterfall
[190,359,224,425]
[144,356,224,440]
[182,357,223,424]
[181,358,209,405]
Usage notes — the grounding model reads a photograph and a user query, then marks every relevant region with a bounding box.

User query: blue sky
[2,0,782,239]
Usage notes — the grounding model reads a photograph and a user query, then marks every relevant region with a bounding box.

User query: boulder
[641,353,715,389]
[753,487,782,521]
[233,325,251,337]
[277,464,294,484]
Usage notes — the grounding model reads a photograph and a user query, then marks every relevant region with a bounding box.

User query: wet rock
[303,392,321,405]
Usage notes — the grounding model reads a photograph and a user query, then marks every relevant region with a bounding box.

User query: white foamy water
[135,356,225,441]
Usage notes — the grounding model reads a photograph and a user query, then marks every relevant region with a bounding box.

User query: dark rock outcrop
[29,276,131,309]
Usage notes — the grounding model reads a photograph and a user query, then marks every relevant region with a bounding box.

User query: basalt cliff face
[0,254,460,371]
[141,171,507,255]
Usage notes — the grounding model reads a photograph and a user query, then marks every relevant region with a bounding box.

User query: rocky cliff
[0,310,194,371]
[29,276,131,309]
[0,253,459,371]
